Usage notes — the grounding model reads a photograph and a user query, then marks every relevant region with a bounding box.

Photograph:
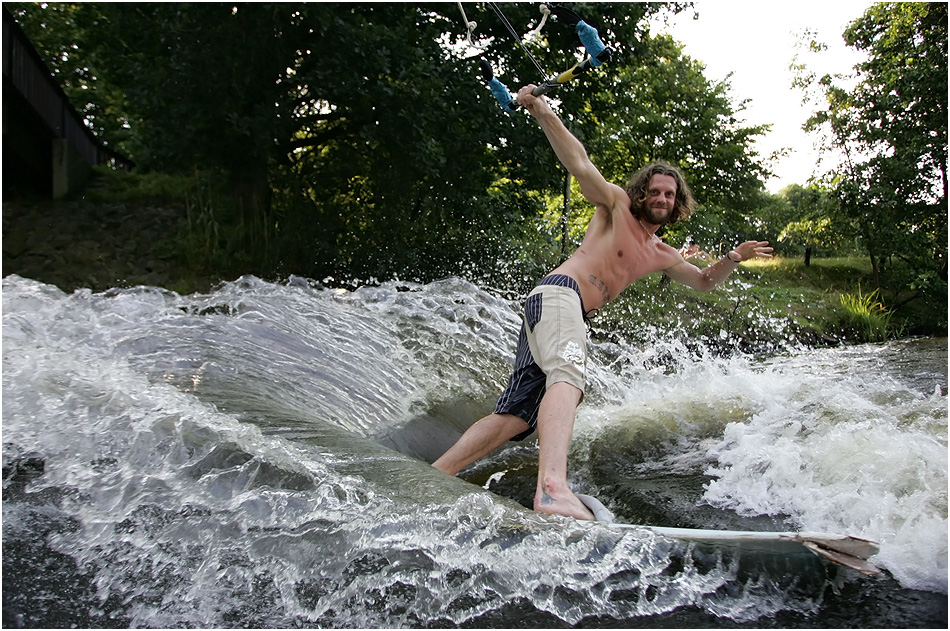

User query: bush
[838,287,901,342]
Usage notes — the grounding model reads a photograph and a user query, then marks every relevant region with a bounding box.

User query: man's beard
[641,204,672,225]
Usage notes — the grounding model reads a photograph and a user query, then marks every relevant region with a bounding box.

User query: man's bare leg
[534,381,594,520]
[432,413,530,476]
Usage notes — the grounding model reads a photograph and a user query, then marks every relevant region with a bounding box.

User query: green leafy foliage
[799,2,947,319]
[6,2,781,290]
[773,183,853,265]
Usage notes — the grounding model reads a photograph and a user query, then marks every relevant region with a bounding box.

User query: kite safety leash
[456,1,481,51]
[472,2,613,113]
[523,3,551,43]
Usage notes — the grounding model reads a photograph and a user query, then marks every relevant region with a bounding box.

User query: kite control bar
[479,4,613,113]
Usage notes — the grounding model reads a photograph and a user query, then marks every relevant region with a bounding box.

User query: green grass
[595,256,905,351]
[838,287,902,342]
[743,257,881,341]
[742,256,873,290]
[86,166,197,204]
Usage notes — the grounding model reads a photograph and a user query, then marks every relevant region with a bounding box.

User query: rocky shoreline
[3,197,209,294]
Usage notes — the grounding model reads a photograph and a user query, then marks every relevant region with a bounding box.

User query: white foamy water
[567,335,948,592]
[3,274,947,627]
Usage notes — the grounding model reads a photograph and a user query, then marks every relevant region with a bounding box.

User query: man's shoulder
[606,181,630,206]
[656,240,690,269]
[595,183,631,222]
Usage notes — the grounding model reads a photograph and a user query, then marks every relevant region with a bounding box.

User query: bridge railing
[3,7,134,171]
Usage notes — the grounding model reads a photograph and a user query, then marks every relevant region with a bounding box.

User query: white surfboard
[576,494,881,575]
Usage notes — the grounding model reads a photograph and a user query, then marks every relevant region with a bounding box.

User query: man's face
[642,174,677,225]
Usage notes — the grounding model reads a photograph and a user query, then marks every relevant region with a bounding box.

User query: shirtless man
[433,85,773,520]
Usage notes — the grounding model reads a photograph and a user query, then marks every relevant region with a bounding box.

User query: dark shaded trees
[10,2,775,287]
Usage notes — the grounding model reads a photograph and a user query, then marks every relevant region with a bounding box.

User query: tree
[776,184,843,265]
[800,2,947,305]
[10,2,775,288]
[12,2,529,279]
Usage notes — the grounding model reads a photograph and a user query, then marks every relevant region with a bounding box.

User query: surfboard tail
[801,540,881,575]
[795,533,880,560]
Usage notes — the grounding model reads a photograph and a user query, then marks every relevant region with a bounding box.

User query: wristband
[726,252,742,263]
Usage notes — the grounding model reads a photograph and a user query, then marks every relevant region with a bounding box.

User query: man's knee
[432,413,531,475]
[484,413,531,437]
[543,381,583,407]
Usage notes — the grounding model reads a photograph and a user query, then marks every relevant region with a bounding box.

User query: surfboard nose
[576,493,615,522]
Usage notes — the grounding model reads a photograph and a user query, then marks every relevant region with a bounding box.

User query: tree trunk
[804,245,812,267]
[870,254,881,288]
[229,164,272,252]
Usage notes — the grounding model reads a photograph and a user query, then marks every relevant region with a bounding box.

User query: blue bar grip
[576,20,606,67]
[488,77,518,112]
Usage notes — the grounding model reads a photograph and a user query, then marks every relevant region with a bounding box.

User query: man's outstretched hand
[732,241,774,261]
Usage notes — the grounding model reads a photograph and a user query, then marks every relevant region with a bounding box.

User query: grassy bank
[3,170,945,349]
[596,256,944,351]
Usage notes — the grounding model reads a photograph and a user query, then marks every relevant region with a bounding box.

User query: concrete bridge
[3,6,133,198]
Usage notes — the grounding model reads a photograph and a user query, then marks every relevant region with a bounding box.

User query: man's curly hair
[624,162,696,225]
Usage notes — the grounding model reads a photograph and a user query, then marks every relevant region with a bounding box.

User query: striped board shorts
[494,274,588,441]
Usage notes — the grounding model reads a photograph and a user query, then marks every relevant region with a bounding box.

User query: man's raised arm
[516,85,621,210]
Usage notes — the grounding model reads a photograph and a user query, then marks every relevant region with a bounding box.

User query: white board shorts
[494,275,588,438]
[523,281,587,393]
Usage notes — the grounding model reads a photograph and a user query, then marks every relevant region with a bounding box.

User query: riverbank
[2,195,210,295]
[3,191,945,347]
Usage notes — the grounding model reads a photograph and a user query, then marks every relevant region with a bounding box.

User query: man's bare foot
[534,482,595,521]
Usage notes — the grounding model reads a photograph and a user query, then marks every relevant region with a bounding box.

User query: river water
[2,274,947,628]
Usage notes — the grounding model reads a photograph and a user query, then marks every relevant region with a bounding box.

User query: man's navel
[617,250,623,257]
